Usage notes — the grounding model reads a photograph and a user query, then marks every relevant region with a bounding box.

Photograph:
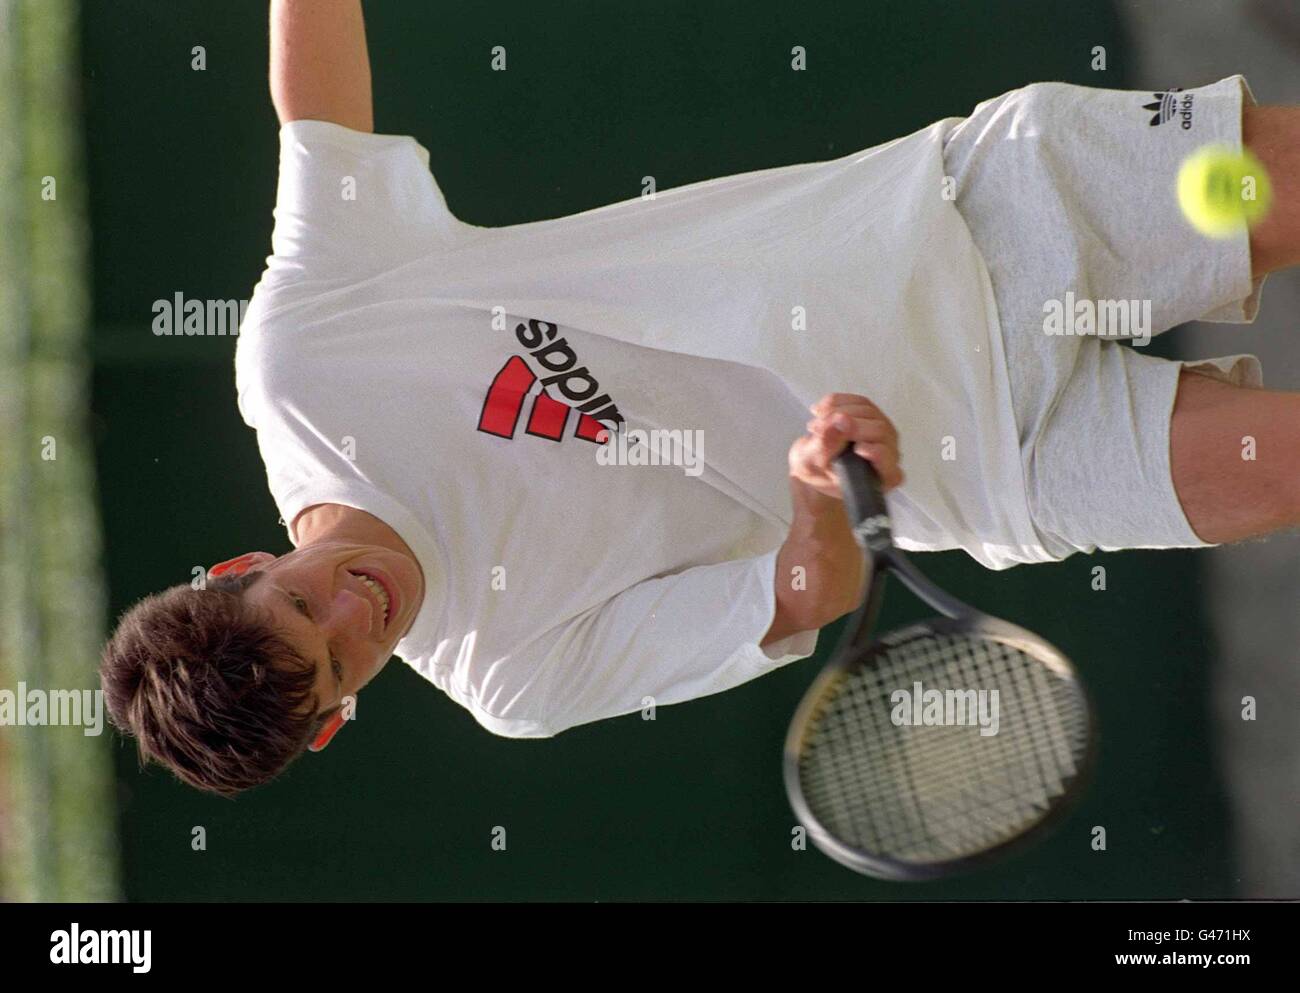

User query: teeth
[353,572,390,621]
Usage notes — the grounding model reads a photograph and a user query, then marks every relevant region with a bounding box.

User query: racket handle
[833,447,894,552]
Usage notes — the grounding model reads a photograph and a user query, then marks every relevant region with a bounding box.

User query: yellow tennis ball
[1176,145,1273,238]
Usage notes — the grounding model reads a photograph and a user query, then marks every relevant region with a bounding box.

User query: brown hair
[100,571,332,798]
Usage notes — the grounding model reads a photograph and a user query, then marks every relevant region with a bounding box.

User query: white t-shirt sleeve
[264,119,461,286]
[473,548,819,737]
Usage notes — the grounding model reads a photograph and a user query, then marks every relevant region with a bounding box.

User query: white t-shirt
[235,119,1045,737]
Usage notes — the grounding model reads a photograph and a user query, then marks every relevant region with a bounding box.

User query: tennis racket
[783,449,1097,880]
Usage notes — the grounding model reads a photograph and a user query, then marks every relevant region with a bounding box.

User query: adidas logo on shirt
[477,318,624,445]
[1143,88,1193,129]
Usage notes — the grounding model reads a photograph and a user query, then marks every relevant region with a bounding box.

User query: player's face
[218,543,422,711]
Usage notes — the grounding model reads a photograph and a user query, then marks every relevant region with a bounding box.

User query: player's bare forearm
[270,0,373,132]
[763,480,866,646]
[761,393,904,647]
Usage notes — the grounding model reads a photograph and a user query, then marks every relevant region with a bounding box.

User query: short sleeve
[462,548,821,738]
[267,119,462,280]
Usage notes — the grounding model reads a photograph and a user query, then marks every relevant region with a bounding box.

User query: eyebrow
[272,584,343,697]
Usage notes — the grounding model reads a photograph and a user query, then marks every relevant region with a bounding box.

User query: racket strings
[822,661,1080,856]
[798,631,1090,864]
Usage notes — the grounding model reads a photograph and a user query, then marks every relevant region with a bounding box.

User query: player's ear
[208,551,275,579]
[309,710,347,753]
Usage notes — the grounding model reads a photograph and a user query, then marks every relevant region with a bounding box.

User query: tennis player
[101,0,1298,796]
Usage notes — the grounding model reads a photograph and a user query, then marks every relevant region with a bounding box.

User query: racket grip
[833,447,893,551]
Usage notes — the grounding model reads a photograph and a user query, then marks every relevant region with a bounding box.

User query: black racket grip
[833,447,894,553]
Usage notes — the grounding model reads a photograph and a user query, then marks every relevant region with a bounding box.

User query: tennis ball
[1176,145,1273,238]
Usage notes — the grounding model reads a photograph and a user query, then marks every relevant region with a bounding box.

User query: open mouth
[347,568,394,632]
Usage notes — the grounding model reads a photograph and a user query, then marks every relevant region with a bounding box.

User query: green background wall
[83,0,1233,899]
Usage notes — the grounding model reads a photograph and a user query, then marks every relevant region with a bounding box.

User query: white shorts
[940,76,1266,558]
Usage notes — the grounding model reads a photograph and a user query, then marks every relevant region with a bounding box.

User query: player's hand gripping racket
[783,450,1097,880]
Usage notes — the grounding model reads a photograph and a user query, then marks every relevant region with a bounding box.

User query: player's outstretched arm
[269,0,373,133]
